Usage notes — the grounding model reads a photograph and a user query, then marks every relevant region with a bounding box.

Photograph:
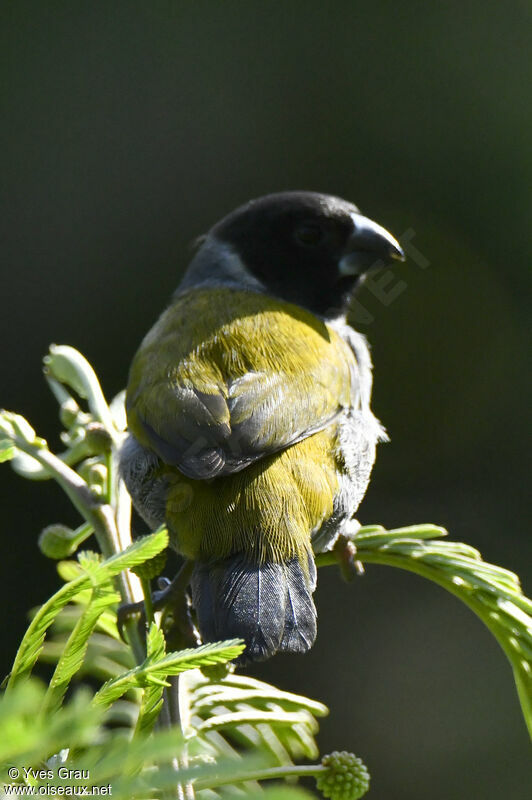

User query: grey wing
[129,361,349,480]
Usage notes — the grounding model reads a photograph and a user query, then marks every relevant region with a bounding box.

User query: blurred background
[1,2,531,797]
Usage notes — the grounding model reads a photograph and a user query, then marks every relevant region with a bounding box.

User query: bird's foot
[117,597,146,642]
[117,560,200,649]
[333,520,365,582]
[158,571,201,650]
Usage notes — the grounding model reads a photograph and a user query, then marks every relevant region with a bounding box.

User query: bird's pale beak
[339,214,405,277]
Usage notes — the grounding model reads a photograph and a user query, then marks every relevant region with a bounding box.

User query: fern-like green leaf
[7,529,168,689]
[93,640,245,709]
[0,680,104,770]
[182,670,329,765]
[42,584,120,714]
[0,440,17,462]
[0,680,309,800]
[134,624,167,737]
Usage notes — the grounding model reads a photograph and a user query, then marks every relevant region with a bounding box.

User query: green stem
[13,439,95,519]
[44,345,118,443]
[195,763,325,791]
[141,577,154,625]
[67,521,94,550]
[104,450,116,507]
[157,577,196,800]
[12,436,146,664]
[101,445,145,664]
[166,678,195,800]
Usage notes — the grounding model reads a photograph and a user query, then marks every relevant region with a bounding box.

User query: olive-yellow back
[126,288,359,570]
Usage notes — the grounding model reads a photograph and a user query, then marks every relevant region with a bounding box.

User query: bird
[120,191,404,664]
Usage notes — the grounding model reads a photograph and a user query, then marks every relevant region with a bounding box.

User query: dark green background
[1,2,531,797]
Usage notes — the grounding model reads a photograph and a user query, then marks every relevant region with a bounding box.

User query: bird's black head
[193,191,404,317]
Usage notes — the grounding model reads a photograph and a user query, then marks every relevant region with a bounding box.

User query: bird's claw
[117,561,200,649]
[333,531,364,582]
[117,599,146,643]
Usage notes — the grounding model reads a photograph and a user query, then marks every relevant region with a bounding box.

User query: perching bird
[120,191,404,663]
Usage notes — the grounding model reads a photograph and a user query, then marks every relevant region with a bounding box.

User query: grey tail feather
[190,553,317,665]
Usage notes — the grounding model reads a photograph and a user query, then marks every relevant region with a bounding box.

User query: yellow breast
[164,425,340,564]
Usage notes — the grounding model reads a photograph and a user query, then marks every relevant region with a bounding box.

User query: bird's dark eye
[294,222,324,247]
